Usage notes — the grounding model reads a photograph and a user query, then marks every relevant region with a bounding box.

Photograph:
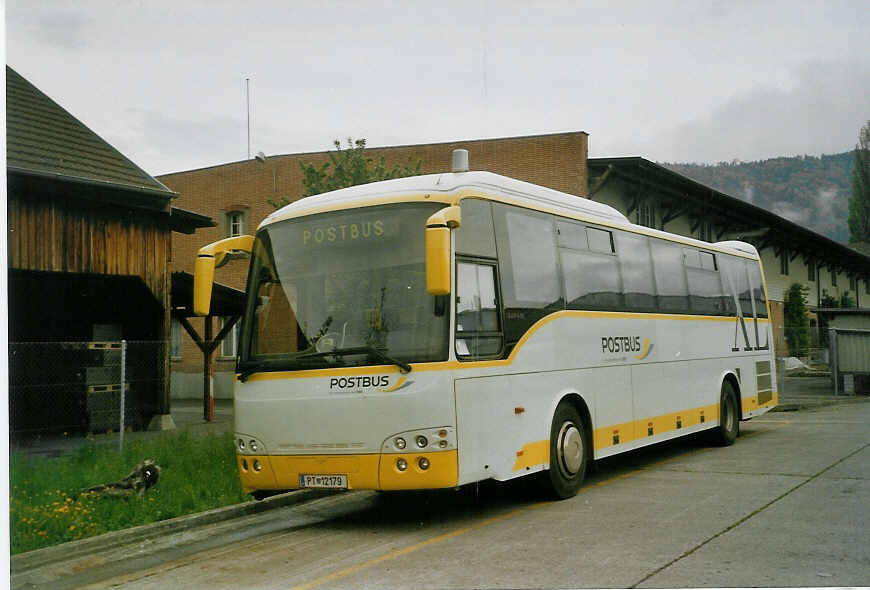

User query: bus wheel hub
[557,422,583,476]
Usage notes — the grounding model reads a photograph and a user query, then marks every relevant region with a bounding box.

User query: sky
[5,0,870,177]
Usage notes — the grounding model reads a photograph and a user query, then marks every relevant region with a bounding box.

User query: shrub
[783,283,810,357]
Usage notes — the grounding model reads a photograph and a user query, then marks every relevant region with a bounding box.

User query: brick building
[159,131,870,398]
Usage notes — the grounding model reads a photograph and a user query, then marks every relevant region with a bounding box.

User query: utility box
[817,309,870,396]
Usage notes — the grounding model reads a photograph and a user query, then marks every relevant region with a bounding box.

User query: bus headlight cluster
[236,434,266,455]
[383,427,455,453]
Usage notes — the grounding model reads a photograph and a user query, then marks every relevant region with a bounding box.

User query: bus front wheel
[713,381,739,446]
[543,402,587,499]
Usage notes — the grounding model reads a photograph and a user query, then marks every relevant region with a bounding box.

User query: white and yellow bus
[194,152,777,499]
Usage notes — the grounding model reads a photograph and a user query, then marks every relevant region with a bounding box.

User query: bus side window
[561,249,622,311]
[720,256,753,318]
[685,248,728,315]
[493,203,562,352]
[651,240,689,313]
[456,260,503,358]
[748,264,768,318]
[616,231,656,312]
[456,199,497,258]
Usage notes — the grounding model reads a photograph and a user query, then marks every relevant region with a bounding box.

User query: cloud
[112,109,247,175]
[8,7,95,50]
[646,59,870,163]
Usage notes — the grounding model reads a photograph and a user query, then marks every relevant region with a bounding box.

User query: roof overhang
[170,271,246,318]
[170,207,215,234]
[8,166,176,212]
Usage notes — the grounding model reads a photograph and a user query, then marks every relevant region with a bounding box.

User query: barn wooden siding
[8,195,171,303]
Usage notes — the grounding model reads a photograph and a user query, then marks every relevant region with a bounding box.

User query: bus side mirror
[193,235,254,316]
[425,206,461,295]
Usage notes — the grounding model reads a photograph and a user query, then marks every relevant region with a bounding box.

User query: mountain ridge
[660,151,855,244]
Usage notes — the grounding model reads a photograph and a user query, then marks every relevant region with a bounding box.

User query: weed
[9,431,247,554]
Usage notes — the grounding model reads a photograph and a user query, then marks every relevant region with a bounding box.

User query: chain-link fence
[9,341,167,441]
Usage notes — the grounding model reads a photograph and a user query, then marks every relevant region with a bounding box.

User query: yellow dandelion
[69,525,75,531]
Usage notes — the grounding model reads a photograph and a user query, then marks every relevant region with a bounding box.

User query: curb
[11,488,338,574]
[772,396,870,412]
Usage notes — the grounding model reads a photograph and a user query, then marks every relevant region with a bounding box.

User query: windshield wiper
[296,346,412,374]
[237,354,327,382]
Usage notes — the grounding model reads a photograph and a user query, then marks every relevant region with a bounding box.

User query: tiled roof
[6,65,174,198]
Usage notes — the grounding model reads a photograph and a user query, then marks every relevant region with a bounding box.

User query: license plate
[299,474,348,489]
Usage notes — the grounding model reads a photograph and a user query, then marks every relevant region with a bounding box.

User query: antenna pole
[246,77,251,159]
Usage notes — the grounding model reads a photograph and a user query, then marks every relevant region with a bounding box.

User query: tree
[269,138,421,209]
[848,120,870,244]
[783,283,810,357]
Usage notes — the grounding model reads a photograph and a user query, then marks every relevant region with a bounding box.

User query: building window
[170,318,182,360]
[220,317,239,358]
[865,278,870,295]
[831,270,837,287]
[697,220,714,243]
[226,211,245,237]
[849,275,857,291]
[780,251,789,276]
[807,260,815,282]
[637,203,654,228]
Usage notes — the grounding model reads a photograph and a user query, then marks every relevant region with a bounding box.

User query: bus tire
[543,402,587,499]
[713,381,739,446]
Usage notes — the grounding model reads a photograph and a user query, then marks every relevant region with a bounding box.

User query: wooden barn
[6,66,212,436]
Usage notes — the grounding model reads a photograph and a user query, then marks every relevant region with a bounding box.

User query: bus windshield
[238,202,449,374]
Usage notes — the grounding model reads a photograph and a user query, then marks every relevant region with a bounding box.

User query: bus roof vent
[451,149,469,173]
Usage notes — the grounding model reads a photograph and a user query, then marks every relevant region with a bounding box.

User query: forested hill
[662,151,854,244]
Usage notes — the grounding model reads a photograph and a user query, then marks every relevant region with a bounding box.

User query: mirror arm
[193,235,254,316]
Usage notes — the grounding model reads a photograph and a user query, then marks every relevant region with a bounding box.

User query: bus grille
[756,360,772,404]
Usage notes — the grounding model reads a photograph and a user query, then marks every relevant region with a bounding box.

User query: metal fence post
[120,340,127,452]
[829,329,838,397]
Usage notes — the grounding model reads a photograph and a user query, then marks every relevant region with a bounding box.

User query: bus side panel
[455,368,626,484]
[455,374,527,485]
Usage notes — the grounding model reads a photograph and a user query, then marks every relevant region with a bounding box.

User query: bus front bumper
[237,450,458,493]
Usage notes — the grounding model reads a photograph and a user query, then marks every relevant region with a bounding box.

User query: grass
[9,431,248,555]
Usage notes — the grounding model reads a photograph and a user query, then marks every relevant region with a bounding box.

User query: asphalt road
[14,401,870,590]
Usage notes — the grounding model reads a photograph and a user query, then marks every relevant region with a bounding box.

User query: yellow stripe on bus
[512,393,777,470]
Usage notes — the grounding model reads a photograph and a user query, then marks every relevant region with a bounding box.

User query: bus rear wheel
[712,381,739,446]
[543,402,587,499]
